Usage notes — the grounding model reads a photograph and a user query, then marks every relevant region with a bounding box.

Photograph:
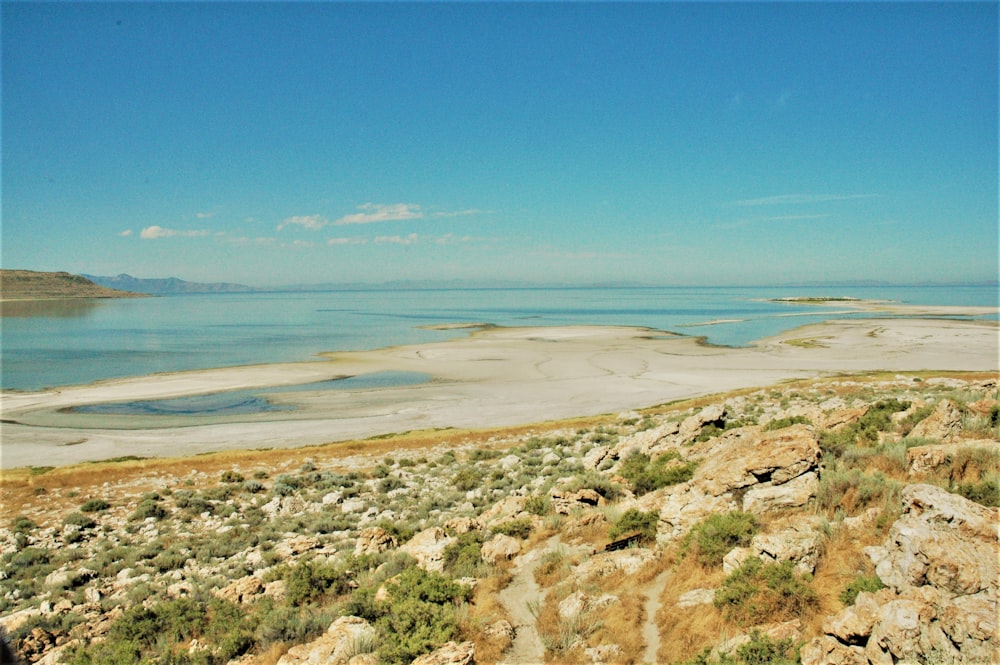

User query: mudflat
[1,310,997,469]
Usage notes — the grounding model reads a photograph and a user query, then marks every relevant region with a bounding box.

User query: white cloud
[277,214,329,231]
[119,229,134,237]
[335,203,423,226]
[435,233,478,245]
[195,211,214,219]
[731,194,876,207]
[140,225,210,239]
[374,233,419,245]
[327,237,367,246]
[431,208,490,219]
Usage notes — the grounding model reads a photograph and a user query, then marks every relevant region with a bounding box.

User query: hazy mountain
[83,273,256,295]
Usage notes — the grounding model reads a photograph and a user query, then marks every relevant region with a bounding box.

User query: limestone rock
[694,424,820,497]
[610,420,680,459]
[557,590,618,619]
[584,643,623,664]
[867,484,997,596]
[679,404,727,442]
[214,575,264,605]
[550,487,604,514]
[481,534,520,564]
[907,440,1000,476]
[742,472,818,515]
[276,616,375,665]
[443,517,481,535]
[410,641,475,665]
[400,527,455,572]
[275,534,319,559]
[643,483,739,543]
[908,399,963,441]
[822,591,881,644]
[676,588,716,608]
[354,527,397,556]
[800,636,869,665]
[479,495,527,525]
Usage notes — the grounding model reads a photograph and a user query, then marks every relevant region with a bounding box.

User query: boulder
[214,575,264,605]
[443,517,481,535]
[676,588,716,608]
[742,472,818,515]
[907,440,1000,476]
[354,527,397,556]
[481,534,520,564]
[679,404,726,442]
[410,641,475,665]
[557,590,618,620]
[908,399,963,441]
[694,425,820,497]
[550,487,604,514]
[276,616,375,665]
[275,534,319,559]
[400,527,455,572]
[609,420,681,459]
[800,636,869,665]
[642,483,739,544]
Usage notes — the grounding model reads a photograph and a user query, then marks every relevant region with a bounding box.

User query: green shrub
[687,512,758,566]
[563,470,623,500]
[442,531,484,577]
[451,467,481,492]
[285,561,351,606]
[607,508,659,542]
[493,518,533,540]
[469,448,503,461]
[221,470,244,483]
[12,516,36,533]
[840,574,885,605]
[954,478,1000,507]
[618,451,696,496]
[79,498,110,513]
[130,499,168,521]
[714,558,818,626]
[764,416,812,431]
[64,512,96,529]
[735,629,800,665]
[525,494,551,516]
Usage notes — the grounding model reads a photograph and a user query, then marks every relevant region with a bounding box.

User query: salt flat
[1,312,997,469]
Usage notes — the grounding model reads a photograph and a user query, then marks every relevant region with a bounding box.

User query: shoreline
[1,313,997,470]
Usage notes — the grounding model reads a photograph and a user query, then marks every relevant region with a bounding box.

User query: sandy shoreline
[1,311,997,469]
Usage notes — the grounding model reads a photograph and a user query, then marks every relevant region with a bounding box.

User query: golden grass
[654,553,728,663]
[465,569,515,663]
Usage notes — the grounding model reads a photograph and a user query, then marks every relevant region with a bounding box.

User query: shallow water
[1,285,994,391]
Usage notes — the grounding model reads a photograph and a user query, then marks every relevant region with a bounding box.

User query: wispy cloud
[277,214,329,231]
[328,237,368,246]
[716,213,832,230]
[140,225,211,239]
[435,233,480,245]
[731,194,876,207]
[374,233,419,245]
[195,211,215,219]
[335,203,423,225]
[431,208,490,219]
[119,229,134,237]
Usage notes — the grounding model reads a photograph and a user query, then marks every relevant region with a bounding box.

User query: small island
[0,269,148,301]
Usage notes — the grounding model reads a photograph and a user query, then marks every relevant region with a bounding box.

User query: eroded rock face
[802,484,999,665]
[276,616,375,665]
[907,440,1000,476]
[908,399,963,441]
[399,527,455,572]
[214,574,263,605]
[409,640,475,665]
[723,517,825,575]
[693,424,820,497]
[354,526,397,556]
[481,533,520,564]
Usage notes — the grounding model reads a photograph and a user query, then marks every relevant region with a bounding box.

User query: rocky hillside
[0,270,147,300]
[0,373,997,665]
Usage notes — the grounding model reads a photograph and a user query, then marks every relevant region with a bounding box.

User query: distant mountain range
[1,270,147,300]
[83,274,256,295]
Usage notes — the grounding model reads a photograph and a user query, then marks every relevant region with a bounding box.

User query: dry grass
[653,552,727,663]
[465,569,515,663]
[587,591,646,663]
[807,524,882,637]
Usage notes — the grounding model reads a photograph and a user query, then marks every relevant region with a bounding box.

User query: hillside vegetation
[1,372,997,664]
[0,270,147,301]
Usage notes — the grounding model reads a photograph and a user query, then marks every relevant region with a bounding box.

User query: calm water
[1,285,995,391]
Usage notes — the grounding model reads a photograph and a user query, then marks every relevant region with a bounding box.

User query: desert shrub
[151,548,189,573]
[379,476,405,493]
[814,467,901,517]
[174,490,213,515]
[80,498,110,513]
[63,512,96,529]
[563,470,623,500]
[735,630,800,665]
[442,531,484,577]
[220,470,244,483]
[897,405,934,436]
[375,566,472,664]
[714,558,818,626]
[469,448,503,461]
[954,477,1000,507]
[764,416,812,431]
[493,518,533,540]
[618,451,696,496]
[12,516,36,533]
[285,560,352,606]
[840,574,885,605]
[451,467,482,492]
[821,399,911,455]
[607,508,659,542]
[11,546,49,568]
[687,511,758,566]
[253,598,334,645]
[525,494,550,516]
[242,479,265,493]
[203,484,235,501]
[130,498,168,521]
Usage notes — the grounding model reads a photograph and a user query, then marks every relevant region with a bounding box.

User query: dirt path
[498,535,562,664]
[641,568,674,664]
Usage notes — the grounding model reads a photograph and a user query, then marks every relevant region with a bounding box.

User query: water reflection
[0,299,105,318]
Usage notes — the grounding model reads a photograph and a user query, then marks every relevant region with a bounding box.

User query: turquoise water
[1,285,995,391]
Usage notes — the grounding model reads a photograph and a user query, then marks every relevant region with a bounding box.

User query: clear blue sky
[2,2,997,287]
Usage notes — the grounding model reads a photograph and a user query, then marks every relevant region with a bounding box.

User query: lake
[1,285,995,391]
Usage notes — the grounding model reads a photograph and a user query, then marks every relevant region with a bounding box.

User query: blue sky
[2,2,997,287]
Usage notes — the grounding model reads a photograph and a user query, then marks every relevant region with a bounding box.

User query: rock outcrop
[801,484,999,665]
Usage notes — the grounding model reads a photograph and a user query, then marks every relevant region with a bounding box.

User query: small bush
[525,494,550,516]
[736,629,800,665]
[618,451,696,496]
[285,561,351,606]
[80,498,111,513]
[607,508,659,542]
[451,467,482,492]
[12,516,36,533]
[64,512,96,529]
[764,415,811,431]
[221,470,244,483]
[840,574,885,605]
[442,531,484,577]
[563,470,623,501]
[714,558,818,626]
[687,511,758,566]
[493,518,533,540]
[954,478,1000,507]
[130,499,168,521]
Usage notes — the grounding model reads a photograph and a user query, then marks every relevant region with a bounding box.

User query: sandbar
[1,315,997,469]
